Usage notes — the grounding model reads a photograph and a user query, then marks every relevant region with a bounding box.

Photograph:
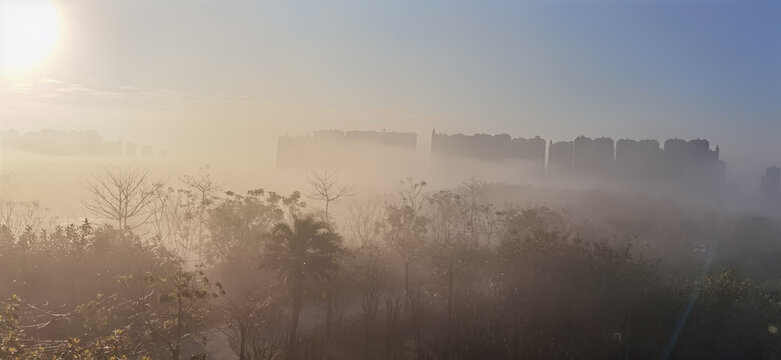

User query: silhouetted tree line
[2,168,781,359]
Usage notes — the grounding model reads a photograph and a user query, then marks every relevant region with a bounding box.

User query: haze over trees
[2,165,781,359]
[2,0,778,357]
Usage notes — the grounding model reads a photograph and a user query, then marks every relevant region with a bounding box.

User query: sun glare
[0,0,61,72]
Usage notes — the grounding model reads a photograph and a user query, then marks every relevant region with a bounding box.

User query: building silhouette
[431,131,544,163]
[124,142,137,156]
[0,129,123,156]
[547,140,573,177]
[277,129,728,198]
[615,139,662,183]
[430,131,546,179]
[573,136,614,178]
[276,129,417,171]
[661,139,725,194]
[761,166,781,197]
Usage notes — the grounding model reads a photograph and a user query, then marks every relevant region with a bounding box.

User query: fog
[2,127,777,220]
[1,125,781,359]
[2,0,781,358]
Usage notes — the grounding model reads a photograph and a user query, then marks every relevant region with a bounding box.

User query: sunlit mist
[0,0,60,72]
[0,1,779,359]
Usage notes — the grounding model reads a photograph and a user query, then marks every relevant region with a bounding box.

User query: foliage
[140,262,223,359]
[1,295,42,360]
[7,175,781,359]
[206,189,304,263]
[260,215,344,359]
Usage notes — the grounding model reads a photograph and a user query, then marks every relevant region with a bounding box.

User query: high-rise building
[124,142,137,156]
[547,140,573,177]
[761,166,781,196]
[572,136,614,177]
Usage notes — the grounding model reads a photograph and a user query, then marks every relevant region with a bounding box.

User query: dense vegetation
[2,169,781,359]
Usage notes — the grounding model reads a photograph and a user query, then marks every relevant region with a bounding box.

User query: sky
[1,0,779,185]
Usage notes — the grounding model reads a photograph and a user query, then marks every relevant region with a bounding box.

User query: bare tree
[82,166,163,235]
[383,178,428,304]
[181,169,220,261]
[0,199,17,232]
[147,169,220,261]
[427,190,468,352]
[149,187,174,244]
[0,199,53,235]
[17,200,51,232]
[220,288,281,360]
[345,199,382,248]
[354,243,385,354]
[306,170,355,228]
[305,170,354,340]
[149,187,201,261]
[460,177,488,246]
[479,202,502,246]
[345,198,386,349]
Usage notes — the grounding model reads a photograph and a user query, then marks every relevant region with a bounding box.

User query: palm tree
[261,215,344,360]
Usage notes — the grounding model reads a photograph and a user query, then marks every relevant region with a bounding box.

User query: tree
[82,167,163,235]
[206,189,304,262]
[141,262,223,360]
[306,170,355,228]
[345,199,385,350]
[0,200,15,233]
[181,169,220,262]
[0,200,53,237]
[346,199,382,248]
[0,295,42,359]
[305,170,354,334]
[383,178,428,304]
[150,187,202,261]
[261,216,344,360]
[459,177,487,246]
[478,202,502,246]
[427,190,468,348]
[220,289,280,360]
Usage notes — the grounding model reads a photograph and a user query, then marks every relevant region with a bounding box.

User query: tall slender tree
[460,177,487,246]
[181,169,220,262]
[261,216,344,360]
[427,190,468,353]
[383,178,428,305]
[306,170,354,333]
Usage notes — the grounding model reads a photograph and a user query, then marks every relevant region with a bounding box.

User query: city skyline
[1,0,779,186]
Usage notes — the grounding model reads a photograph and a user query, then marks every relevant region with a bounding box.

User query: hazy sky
[1,0,779,183]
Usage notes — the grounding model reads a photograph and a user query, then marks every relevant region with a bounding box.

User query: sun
[0,0,61,72]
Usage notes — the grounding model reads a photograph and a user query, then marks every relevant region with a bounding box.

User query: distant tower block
[106,141,123,156]
[662,138,725,192]
[573,136,614,177]
[547,140,573,177]
[430,131,546,179]
[761,166,781,196]
[615,139,661,182]
[124,142,137,156]
[276,130,417,171]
